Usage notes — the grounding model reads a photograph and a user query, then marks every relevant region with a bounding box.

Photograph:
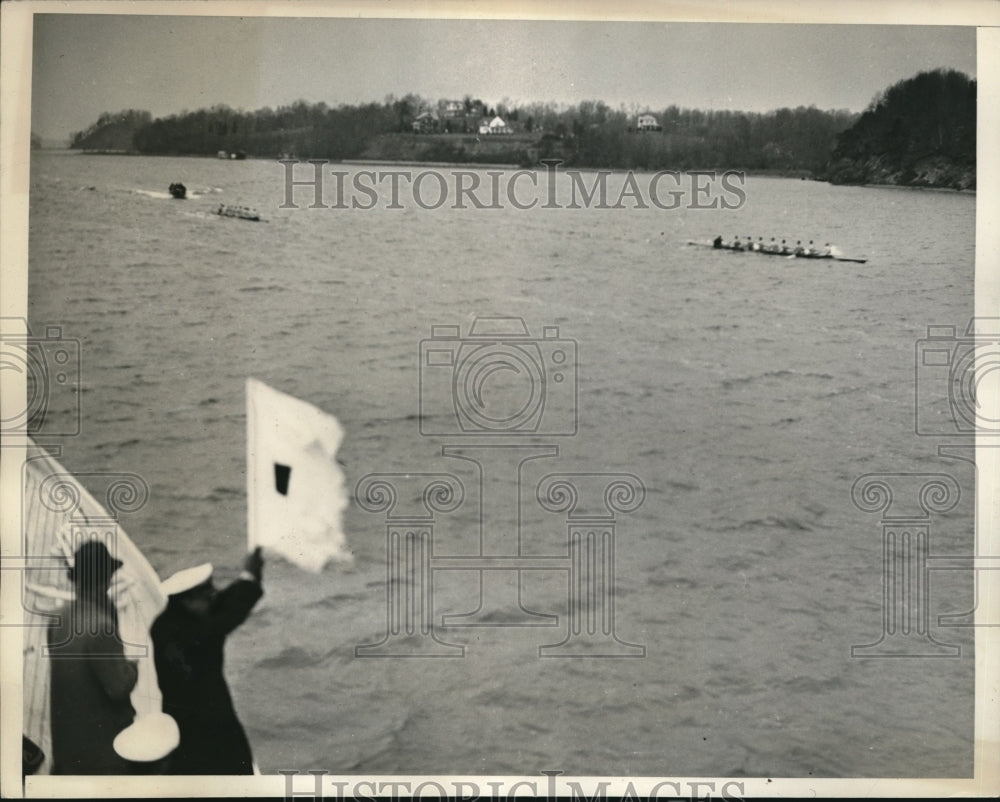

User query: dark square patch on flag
[274,463,291,496]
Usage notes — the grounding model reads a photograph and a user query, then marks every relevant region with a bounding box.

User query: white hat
[160,563,213,596]
[113,713,180,762]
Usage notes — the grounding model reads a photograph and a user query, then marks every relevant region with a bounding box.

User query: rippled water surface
[27,152,976,777]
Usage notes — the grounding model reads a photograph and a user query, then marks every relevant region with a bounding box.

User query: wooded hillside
[824,69,975,189]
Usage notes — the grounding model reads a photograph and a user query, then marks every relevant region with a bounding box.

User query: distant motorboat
[215,203,261,222]
[168,182,187,199]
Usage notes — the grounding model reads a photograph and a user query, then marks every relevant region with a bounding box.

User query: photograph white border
[2,1,998,798]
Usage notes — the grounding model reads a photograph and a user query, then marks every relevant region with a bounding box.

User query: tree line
[70,110,152,150]
[72,97,857,172]
[69,69,975,183]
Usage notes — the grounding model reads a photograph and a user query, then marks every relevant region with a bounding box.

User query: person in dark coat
[47,540,138,775]
[151,548,264,774]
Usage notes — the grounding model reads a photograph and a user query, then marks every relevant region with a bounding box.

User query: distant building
[486,115,511,135]
[637,114,662,132]
[440,100,465,118]
[412,111,440,133]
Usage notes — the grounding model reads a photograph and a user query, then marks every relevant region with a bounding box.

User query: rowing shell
[685,240,867,264]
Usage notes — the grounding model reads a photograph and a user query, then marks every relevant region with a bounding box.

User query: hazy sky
[31,15,976,141]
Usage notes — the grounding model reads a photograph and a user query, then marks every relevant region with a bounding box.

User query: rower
[767,237,778,253]
[780,239,789,255]
[805,240,815,256]
[713,235,723,249]
[793,240,805,256]
[733,236,743,251]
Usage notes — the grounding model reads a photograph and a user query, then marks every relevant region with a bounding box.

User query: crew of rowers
[217,203,252,215]
[216,204,260,219]
[712,235,834,257]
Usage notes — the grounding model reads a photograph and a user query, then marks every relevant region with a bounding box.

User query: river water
[26,152,976,777]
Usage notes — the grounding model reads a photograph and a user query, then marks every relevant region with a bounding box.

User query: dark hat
[74,540,123,567]
[71,540,123,585]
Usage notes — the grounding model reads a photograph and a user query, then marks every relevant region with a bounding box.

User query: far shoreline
[36,149,976,193]
[854,182,976,195]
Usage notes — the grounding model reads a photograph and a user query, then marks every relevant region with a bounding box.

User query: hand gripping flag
[246,378,351,571]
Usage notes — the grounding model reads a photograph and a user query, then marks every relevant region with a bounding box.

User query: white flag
[246,378,351,572]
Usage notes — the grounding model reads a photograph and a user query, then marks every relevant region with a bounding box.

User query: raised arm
[204,548,264,637]
[205,577,264,637]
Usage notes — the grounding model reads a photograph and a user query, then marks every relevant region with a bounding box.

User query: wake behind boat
[686,238,867,264]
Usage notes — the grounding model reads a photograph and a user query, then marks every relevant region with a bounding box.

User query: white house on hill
[479,115,511,135]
